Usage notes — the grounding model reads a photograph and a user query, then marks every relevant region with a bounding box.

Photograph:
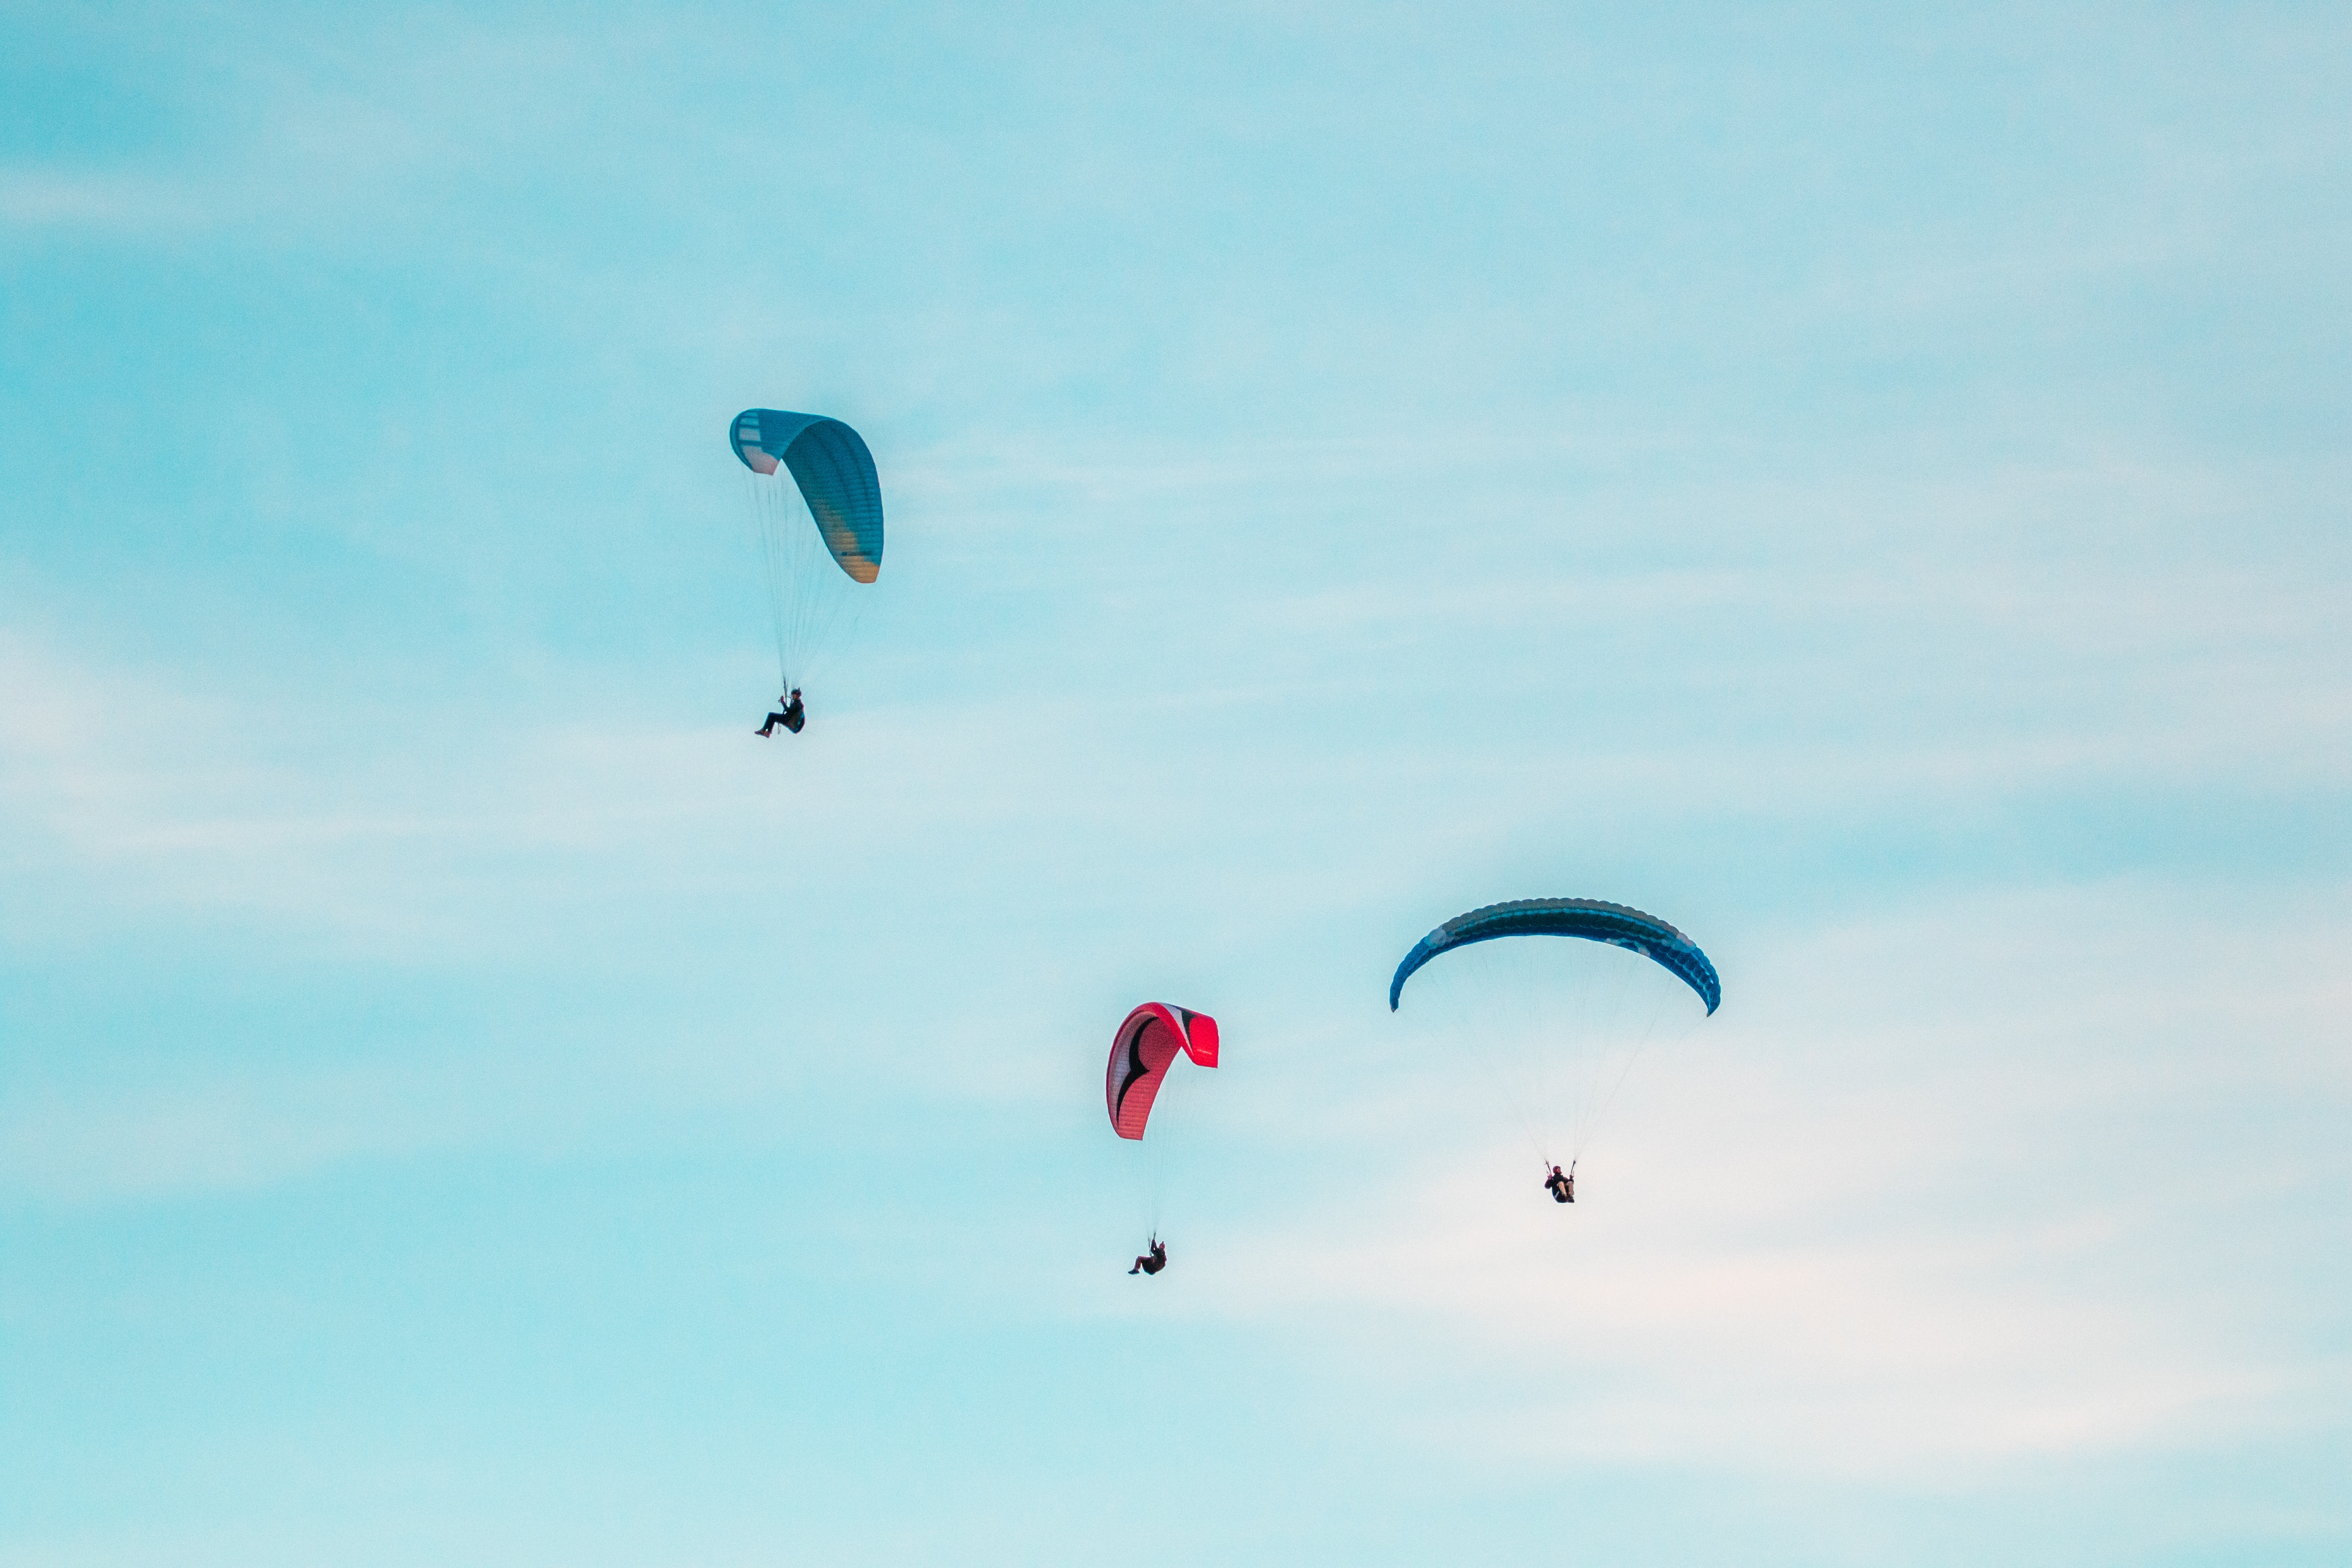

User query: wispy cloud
[1042,882,2352,1476]
[0,168,206,230]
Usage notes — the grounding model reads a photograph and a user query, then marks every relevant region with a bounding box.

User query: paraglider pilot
[755,689,805,737]
[1545,1163,1576,1204]
[1129,1238,1167,1276]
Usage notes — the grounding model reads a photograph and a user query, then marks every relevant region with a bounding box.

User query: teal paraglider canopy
[1389,898,1721,1015]
[1387,896,1721,1179]
[729,409,883,583]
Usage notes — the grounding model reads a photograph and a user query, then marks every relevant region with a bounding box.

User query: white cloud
[1066,882,2352,1478]
[0,628,1062,952]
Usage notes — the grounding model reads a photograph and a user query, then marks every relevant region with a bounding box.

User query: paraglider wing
[729,409,884,583]
[1387,897,1721,1015]
[1106,1003,1220,1141]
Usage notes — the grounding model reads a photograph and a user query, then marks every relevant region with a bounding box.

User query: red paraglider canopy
[1106,1003,1219,1140]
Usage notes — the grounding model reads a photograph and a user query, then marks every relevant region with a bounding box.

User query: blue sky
[4,3,2349,1563]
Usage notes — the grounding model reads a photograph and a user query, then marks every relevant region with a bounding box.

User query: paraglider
[753,689,805,737]
[728,409,883,729]
[1390,897,1719,1203]
[1107,1003,1218,1272]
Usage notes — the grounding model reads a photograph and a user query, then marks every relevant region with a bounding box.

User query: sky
[3,3,2349,1563]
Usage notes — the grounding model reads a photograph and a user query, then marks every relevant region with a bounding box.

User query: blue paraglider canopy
[1389,897,1721,1015]
[729,409,883,583]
